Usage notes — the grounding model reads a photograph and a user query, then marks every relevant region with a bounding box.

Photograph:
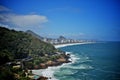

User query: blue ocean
[54,42,120,80]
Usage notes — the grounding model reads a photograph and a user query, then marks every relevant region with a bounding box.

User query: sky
[0,0,120,41]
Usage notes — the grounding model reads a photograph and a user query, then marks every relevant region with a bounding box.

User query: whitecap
[32,66,60,80]
[68,52,80,64]
[55,69,78,76]
[32,52,81,80]
[64,64,94,70]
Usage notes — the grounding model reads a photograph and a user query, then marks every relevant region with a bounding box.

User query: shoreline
[54,42,94,48]
[32,42,95,80]
[32,52,77,80]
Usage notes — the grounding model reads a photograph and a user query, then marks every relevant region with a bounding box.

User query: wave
[32,51,93,80]
[32,65,62,80]
[78,56,92,63]
[62,52,93,70]
[64,64,94,70]
[55,69,78,76]
[67,52,80,64]
[32,51,79,80]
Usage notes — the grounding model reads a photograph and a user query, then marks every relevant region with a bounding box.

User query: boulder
[45,60,53,66]
[57,58,66,63]
[39,63,47,69]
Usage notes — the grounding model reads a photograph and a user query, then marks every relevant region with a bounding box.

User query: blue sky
[0,0,120,41]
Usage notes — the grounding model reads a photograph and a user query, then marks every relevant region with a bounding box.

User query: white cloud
[0,5,10,11]
[0,23,9,28]
[10,14,48,27]
[0,5,48,28]
[0,13,48,27]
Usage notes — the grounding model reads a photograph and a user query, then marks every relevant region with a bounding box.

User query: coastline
[54,42,94,48]
[32,42,95,80]
[32,52,77,80]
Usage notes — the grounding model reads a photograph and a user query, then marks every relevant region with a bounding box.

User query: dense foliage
[0,26,56,65]
[0,27,68,80]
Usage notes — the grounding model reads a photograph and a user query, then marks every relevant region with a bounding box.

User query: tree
[0,50,13,65]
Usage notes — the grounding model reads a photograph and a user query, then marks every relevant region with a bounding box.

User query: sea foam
[32,51,78,80]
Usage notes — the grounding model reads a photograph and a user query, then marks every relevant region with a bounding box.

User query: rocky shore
[31,52,71,80]
[33,52,71,69]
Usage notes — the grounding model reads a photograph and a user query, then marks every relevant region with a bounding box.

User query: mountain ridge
[26,30,44,40]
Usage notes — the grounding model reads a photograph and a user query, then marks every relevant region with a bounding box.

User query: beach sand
[54,42,93,48]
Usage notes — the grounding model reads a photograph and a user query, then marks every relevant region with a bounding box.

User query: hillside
[0,27,57,65]
[0,26,70,80]
[26,30,44,40]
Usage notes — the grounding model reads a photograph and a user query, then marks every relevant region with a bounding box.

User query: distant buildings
[41,36,92,45]
[26,30,96,45]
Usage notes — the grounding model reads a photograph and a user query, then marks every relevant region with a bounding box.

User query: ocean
[54,42,120,80]
[32,42,120,80]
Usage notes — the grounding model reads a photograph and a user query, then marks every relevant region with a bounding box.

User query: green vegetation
[0,66,32,80]
[0,26,68,80]
[0,66,15,80]
[0,26,56,62]
[0,50,13,65]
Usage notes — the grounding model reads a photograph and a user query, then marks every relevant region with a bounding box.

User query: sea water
[54,42,120,80]
[32,42,120,80]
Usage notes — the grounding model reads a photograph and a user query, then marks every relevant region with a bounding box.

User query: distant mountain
[59,36,66,40]
[26,30,44,40]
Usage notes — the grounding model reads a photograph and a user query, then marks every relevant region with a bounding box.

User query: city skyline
[0,0,120,41]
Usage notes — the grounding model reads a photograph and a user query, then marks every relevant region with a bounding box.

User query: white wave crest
[32,52,90,80]
[64,64,93,70]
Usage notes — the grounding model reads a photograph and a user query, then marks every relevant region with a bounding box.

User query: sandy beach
[54,42,94,48]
